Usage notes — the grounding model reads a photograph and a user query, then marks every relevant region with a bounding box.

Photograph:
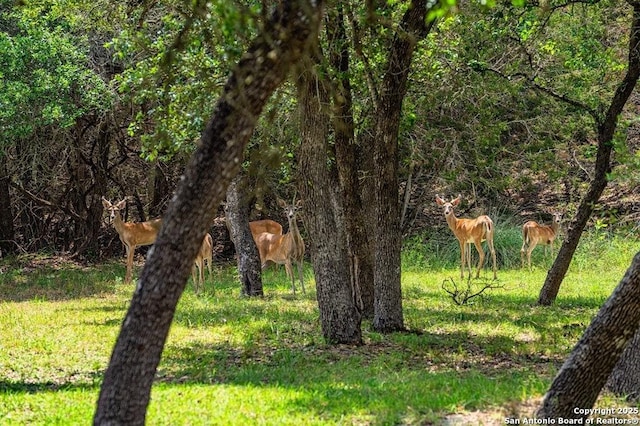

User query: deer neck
[445,212,459,232]
[551,220,559,235]
[112,211,127,236]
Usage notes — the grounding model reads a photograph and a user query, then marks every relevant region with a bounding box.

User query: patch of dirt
[441,397,541,425]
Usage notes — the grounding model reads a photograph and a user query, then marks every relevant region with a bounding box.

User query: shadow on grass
[0,370,103,394]
[156,337,551,423]
[0,257,126,302]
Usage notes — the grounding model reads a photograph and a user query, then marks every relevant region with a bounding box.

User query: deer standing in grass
[521,213,562,271]
[255,199,305,294]
[102,197,162,284]
[103,197,213,287]
[435,195,497,280]
[192,233,213,293]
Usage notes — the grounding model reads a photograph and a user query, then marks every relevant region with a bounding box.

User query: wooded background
[1,0,638,261]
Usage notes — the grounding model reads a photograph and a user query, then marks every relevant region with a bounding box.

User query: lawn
[0,229,638,425]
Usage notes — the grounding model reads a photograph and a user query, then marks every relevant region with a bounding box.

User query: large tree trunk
[296,53,363,344]
[372,0,431,332]
[0,152,15,256]
[326,5,375,320]
[537,250,640,421]
[607,327,640,400]
[225,175,263,297]
[93,2,323,424]
[538,1,640,305]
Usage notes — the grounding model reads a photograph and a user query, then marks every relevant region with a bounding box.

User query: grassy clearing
[0,229,639,425]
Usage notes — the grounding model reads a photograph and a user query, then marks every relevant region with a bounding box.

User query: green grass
[0,229,638,425]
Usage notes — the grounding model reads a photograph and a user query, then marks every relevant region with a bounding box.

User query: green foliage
[109,0,260,160]
[0,0,112,144]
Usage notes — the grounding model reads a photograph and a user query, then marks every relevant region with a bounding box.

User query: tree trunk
[225,175,263,297]
[0,152,15,256]
[373,0,431,332]
[93,2,323,424]
[537,250,640,421]
[326,5,375,320]
[607,326,640,400]
[538,1,640,305]
[296,54,363,344]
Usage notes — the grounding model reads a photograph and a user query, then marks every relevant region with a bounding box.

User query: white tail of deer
[435,194,497,280]
[521,213,562,271]
[255,199,305,294]
[192,233,213,293]
[102,197,162,283]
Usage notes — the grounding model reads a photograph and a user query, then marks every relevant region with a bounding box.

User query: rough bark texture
[326,6,375,320]
[538,1,640,305]
[607,322,640,400]
[93,2,323,424]
[226,175,263,297]
[296,54,363,344]
[0,153,15,256]
[537,250,640,421]
[373,0,430,332]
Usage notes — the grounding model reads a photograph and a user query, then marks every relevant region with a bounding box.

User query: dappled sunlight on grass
[0,232,638,424]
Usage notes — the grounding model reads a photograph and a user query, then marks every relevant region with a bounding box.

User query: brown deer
[255,199,305,294]
[435,195,497,280]
[249,219,283,271]
[102,197,162,283]
[521,213,562,271]
[192,233,213,293]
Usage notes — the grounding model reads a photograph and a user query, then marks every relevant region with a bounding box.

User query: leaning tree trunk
[225,174,263,297]
[296,53,363,344]
[372,0,431,332]
[607,326,640,400]
[538,0,640,305]
[326,5,375,320]
[93,2,323,424]
[0,152,15,256]
[537,250,640,421]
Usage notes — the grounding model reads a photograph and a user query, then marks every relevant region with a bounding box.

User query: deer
[521,212,562,271]
[192,233,213,294]
[255,199,305,294]
[435,194,497,280]
[102,197,162,284]
[102,197,212,286]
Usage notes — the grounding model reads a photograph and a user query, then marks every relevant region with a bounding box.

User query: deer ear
[435,195,445,206]
[451,195,462,206]
[277,199,286,208]
[102,197,110,208]
[295,200,303,208]
[116,200,127,209]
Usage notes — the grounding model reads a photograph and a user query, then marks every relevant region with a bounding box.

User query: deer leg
[297,260,305,294]
[125,245,135,284]
[474,240,485,279]
[526,242,537,272]
[486,237,497,280]
[520,240,527,269]
[459,241,465,279]
[191,265,198,293]
[285,260,295,295]
[200,261,205,292]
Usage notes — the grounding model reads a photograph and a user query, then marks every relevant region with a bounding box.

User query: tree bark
[93,2,324,424]
[0,152,15,256]
[607,326,640,400]
[538,1,640,305]
[296,53,363,344]
[537,251,640,421]
[225,175,263,297]
[326,5,375,320]
[373,0,431,332]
